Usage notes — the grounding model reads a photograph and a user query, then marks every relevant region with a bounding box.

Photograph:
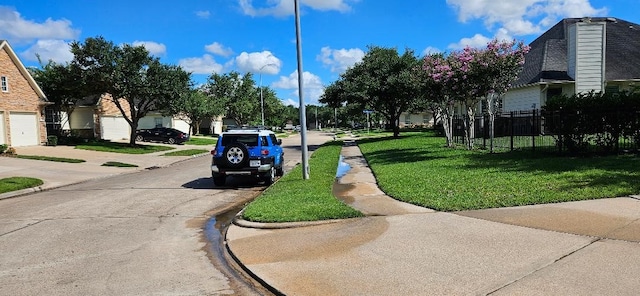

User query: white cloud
[317,46,364,73]
[239,0,354,17]
[273,70,324,105]
[282,98,299,107]
[132,41,166,56]
[195,10,211,19]
[421,46,442,56]
[20,39,73,63]
[448,33,492,49]
[446,0,608,47]
[178,54,224,75]
[0,6,79,44]
[205,42,233,57]
[235,51,282,74]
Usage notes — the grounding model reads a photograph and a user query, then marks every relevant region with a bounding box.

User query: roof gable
[0,40,47,100]
[514,17,640,87]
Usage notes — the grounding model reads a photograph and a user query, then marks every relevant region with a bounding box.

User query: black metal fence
[452,109,640,154]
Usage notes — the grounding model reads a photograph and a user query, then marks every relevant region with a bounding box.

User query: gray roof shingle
[514,17,640,87]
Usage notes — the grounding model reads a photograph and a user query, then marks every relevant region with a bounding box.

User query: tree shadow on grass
[355,135,447,164]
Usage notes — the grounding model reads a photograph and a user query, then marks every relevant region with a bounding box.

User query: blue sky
[2,0,639,106]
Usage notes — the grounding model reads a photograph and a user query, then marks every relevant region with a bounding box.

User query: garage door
[9,112,39,147]
[101,116,130,140]
[0,112,5,145]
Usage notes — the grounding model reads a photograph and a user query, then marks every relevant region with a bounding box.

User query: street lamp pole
[259,63,275,127]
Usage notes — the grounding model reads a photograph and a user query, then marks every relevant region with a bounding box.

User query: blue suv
[211,129,284,186]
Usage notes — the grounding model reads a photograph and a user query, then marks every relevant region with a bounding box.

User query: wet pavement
[2,136,640,295]
[226,142,640,295]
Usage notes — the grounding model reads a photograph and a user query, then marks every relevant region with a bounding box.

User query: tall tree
[161,86,222,135]
[70,36,191,145]
[29,59,87,135]
[205,71,259,126]
[321,46,423,137]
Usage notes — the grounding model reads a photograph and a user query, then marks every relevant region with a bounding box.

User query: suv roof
[222,129,275,136]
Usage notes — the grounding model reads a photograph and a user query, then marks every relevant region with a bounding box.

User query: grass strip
[358,132,640,211]
[76,142,174,154]
[0,177,44,194]
[16,155,85,163]
[163,149,209,156]
[186,137,218,145]
[242,141,364,222]
[102,161,138,167]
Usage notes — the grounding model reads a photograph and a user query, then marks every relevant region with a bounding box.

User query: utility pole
[294,0,309,179]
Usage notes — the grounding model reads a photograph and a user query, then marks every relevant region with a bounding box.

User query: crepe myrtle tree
[421,39,528,150]
[479,40,529,152]
[421,53,457,147]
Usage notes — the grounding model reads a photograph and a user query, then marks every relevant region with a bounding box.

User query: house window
[423,114,430,124]
[605,85,620,94]
[154,117,163,128]
[546,87,562,100]
[1,76,7,92]
[404,114,411,125]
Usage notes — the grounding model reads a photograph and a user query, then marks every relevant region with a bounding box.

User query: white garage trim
[9,112,39,147]
[0,112,5,145]
[100,116,130,141]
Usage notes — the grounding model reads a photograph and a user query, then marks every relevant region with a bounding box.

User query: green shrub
[47,135,58,146]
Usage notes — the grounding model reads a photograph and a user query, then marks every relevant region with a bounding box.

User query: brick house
[0,40,49,147]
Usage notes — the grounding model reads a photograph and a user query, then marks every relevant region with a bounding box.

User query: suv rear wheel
[223,143,249,168]
[262,167,275,185]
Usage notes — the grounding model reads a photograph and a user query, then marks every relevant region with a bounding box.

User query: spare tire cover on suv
[223,143,250,168]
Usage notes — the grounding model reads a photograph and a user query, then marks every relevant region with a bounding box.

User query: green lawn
[16,155,85,163]
[162,149,209,156]
[186,137,217,145]
[358,132,640,211]
[0,177,44,194]
[241,141,363,223]
[76,141,174,154]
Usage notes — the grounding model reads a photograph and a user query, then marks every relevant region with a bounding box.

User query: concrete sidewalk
[226,144,640,295]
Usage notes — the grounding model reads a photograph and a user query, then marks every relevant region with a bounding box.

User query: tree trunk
[390,113,400,138]
[438,103,455,147]
[464,103,475,150]
[129,120,139,146]
[487,93,496,153]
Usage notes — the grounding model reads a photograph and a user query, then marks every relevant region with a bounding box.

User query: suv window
[221,134,259,146]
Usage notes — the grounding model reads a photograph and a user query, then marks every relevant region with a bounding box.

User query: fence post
[510,111,514,151]
[532,109,536,151]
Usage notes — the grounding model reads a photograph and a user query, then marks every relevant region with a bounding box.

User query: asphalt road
[0,131,334,296]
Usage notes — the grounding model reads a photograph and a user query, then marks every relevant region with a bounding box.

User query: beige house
[53,93,191,141]
[398,111,435,128]
[504,17,640,111]
[0,40,49,147]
